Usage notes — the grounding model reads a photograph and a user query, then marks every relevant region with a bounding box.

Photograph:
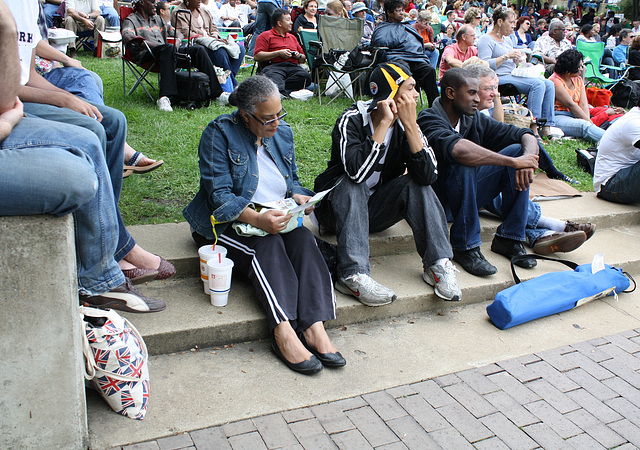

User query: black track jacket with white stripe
[314,101,439,192]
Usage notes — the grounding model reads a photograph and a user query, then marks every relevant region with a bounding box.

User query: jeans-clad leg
[446,144,529,250]
[248,1,277,55]
[100,5,120,27]
[425,48,439,69]
[486,195,547,246]
[597,160,640,204]
[554,110,605,142]
[205,43,246,87]
[0,117,125,294]
[22,102,134,261]
[498,74,555,124]
[368,175,453,269]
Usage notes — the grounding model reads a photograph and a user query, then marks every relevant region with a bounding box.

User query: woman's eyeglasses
[249,108,288,126]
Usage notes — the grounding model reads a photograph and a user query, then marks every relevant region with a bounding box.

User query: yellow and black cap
[367,62,412,112]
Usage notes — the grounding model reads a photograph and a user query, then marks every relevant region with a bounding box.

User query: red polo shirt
[254,28,304,65]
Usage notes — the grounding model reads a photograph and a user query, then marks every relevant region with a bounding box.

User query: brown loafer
[564,221,596,240]
[533,231,587,255]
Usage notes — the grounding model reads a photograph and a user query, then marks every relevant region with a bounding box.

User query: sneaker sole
[335,282,396,307]
[80,297,166,314]
[533,231,587,255]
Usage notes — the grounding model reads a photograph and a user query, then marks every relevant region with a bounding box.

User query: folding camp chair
[120,6,160,101]
[576,40,620,87]
[310,15,384,105]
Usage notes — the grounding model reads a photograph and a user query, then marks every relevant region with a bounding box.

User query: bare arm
[19,50,103,121]
[553,79,591,121]
[492,96,504,121]
[36,40,83,68]
[0,0,22,141]
[0,0,20,114]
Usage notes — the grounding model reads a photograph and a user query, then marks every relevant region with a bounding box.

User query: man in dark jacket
[314,63,460,306]
[371,0,439,106]
[122,0,224,111]
[417,68,538,277]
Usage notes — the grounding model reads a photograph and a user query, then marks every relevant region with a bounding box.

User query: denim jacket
[183,111,313,240]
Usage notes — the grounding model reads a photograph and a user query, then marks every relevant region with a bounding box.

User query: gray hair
[228,75,279,113]
[464,63,496,79]
[548,18,565,32]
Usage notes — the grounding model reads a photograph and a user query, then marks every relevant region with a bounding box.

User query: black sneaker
[80,279,166,313]
[491,235,537,268]
[453,247,497,277]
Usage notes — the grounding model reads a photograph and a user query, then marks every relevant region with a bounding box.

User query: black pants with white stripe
[193,226,336,332]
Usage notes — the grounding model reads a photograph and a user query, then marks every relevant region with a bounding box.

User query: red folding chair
[120,5,161,101]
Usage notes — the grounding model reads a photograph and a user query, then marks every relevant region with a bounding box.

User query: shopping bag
[80,306,150,419]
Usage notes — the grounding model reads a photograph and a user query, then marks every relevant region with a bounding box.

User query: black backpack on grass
[610,79,640,109]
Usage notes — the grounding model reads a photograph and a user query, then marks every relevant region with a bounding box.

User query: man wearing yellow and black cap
[314,62,461,307]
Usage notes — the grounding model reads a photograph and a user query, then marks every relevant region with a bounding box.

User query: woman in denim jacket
[183,76,344,375]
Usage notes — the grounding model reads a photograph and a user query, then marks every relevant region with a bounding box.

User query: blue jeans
[498,74,555,125]
[100,5,120,27]
[248,1,278,55]
[425,48,439,69]
[205,42,246,87]
[43,67,104,104]
[554,111,605,143]
[43,3,59,29]
[22,102,135,261]
[597,160,640,204]
[442,144,530,250]
[316,174,452,278]
[0,117,125,295]
[486,196,546,246]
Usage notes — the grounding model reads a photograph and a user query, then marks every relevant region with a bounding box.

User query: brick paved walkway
[124,329,640,450]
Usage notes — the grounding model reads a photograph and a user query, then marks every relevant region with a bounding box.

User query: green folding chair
[576,40,619,87]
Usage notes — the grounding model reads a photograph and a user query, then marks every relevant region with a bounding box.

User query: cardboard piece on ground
[529,172,581,201]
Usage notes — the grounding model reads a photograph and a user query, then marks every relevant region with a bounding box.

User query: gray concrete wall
[0,215,88,449]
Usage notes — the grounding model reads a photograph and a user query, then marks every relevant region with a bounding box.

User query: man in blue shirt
[613,29,634,65]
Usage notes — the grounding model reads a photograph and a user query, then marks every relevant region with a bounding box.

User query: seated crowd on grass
[0,0,639,374]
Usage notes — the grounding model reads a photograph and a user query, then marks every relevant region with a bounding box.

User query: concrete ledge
[128,193,640,279]
[0,215,88,449]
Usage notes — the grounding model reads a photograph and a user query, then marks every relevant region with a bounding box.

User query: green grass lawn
[80,55,595,227]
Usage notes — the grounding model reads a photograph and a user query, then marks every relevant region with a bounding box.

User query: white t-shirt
[219,3,248,26]
[593,107,640,193]
[202,1,223,27]
[6,0,41,86]
[252,145,287,203]
[366,121,393,192]
[66,0,100,15]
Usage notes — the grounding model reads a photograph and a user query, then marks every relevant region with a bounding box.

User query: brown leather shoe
[533,231,587,255]
[564,221,596,240]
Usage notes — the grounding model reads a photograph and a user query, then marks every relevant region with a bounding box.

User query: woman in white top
[477,6,555,135]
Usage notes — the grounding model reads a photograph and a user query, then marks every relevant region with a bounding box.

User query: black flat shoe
[271,340,323,375]
[299,333,346,368]
[491,235,537,268]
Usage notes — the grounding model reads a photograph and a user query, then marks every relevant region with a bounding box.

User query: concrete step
[87,286,640,449]
[128,193,640,279]
[124,195,640,357]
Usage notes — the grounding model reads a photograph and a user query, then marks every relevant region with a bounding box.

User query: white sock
[540,230,554,238]
[537,216,566,232]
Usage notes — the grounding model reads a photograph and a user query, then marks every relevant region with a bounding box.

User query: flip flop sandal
[123,151,164,174]
[123,168,134,178]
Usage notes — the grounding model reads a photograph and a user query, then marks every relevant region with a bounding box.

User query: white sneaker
[217,91,230,105]
[157,96,173,112]
[335,273,396,307]
[423,260,462,301]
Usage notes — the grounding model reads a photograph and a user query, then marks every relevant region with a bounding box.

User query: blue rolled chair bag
[487,255,636,330]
